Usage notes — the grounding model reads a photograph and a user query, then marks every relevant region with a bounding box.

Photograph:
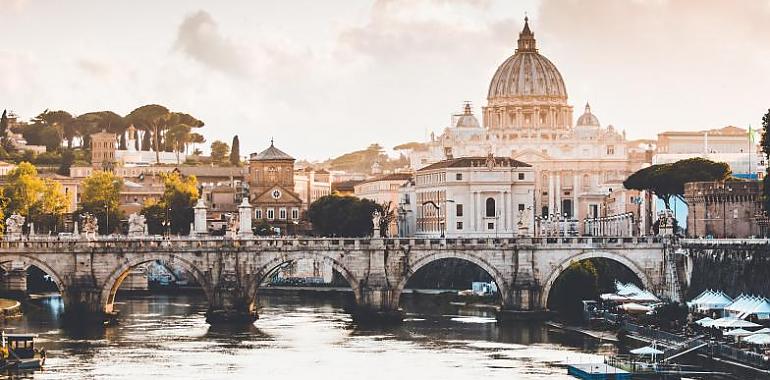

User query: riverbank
[0,298,21,319]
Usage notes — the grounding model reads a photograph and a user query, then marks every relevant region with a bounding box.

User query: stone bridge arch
[0,254,67,294]
[100,254,213,315]
[393,250,512,307]
[539,250,653,310]
[248,252,363,304]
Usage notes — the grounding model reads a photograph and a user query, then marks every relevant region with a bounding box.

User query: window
[607,145,615,155]
[456,173,462,180]
[255,209,262,219]
[266,208,275,220]
[485,197,496,217]
[456,222,463,230]
[456,204,464,217]
[542,206,549,217]
[518,173,525,180]
[279,208,287,220]
[291,208,299,220]
[487,222,494,230]
[518,204,525,211]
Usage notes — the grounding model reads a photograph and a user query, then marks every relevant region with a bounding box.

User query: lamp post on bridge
[422,199,454,238]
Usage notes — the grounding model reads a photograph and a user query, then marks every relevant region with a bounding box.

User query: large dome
[487,18,567,101]
[576,103,600,127]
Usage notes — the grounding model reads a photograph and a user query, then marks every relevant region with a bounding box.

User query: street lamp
[104,203,109,235]
[422,200,454,238]
[166,207,172,237]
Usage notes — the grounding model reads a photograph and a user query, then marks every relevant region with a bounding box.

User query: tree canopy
[2,162,70,233]
[307,195,392,237]
[141,172,199,235]
[624,157,732,209]
[79,171,123,234]
[230,135,241,166]
[210,140,230,165]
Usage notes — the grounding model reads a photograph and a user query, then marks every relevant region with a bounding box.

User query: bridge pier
[497,285,552,322]
[61,287,108,323]
[205,282,257,325]
[0,268,27,298]
[352,287,402,324]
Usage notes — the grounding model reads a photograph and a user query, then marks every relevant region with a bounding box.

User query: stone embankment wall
[685,241,770,299]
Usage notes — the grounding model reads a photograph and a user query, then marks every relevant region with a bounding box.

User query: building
[294,168,332,209]
[247,141,303,233]
[655,126,764,180]
[399,18,650,234]
[332,180,363,196]
[403,155,535,238]
[353,173,412,236]
[91,130,117,170]
[684,181,766,238]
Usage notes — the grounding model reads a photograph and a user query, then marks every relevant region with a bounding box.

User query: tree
[189,132,205,153]
[80,171,123,234]
[761,109,770,211]
[230,135,241,166]
[307,195,386,237]
[161,172,199,235]
[140,199,167,235]
[624,158,732,209]
[3,162,45,217]
[166,122,192,164]
[2,162,69,233]
[210,140,230,165]
[0,110,9,151]
[57,149,75,176]
[126,105,170,164]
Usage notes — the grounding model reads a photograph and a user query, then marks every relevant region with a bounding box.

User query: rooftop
[418,156,532,172]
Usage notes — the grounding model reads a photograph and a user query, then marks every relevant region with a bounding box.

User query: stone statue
[371,210,381,237]
[5,213,25,240]
[127,212,147,237]
[226,213,239,238]
[81,213,98,239]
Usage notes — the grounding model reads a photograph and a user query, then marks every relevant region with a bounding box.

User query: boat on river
[0,332,45,370]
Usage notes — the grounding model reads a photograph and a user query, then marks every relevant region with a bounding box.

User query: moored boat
[0,332,45,370]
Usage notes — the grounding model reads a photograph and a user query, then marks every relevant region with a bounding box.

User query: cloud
[76,59,114,80]
[173,10,250,77]
[534,0,770,134]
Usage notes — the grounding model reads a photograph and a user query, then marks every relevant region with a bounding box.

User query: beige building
[354,173,412,236]
[247,141,302,232]
[294,168,332,209]
[403,18,650,233]
[402,155,535,238]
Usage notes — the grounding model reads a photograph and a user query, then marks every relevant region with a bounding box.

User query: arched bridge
[0,236,676,324]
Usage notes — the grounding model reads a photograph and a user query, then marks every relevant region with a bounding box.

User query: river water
[3,292,615,380]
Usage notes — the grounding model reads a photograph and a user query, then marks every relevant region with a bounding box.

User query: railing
[681,238,770,246]
[0,235,666,251]
[711,343,770,369]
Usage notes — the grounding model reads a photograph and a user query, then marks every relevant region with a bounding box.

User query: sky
[1,0,769,161]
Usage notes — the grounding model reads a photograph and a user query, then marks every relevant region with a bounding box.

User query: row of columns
[485,105,572,130]
[584,213,635,237]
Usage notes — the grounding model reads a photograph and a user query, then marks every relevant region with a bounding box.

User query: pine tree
[230,135,241,166]
[0,110,8,150]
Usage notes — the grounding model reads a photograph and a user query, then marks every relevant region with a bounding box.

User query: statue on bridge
[81,213,98,239]
[127,213,147,237]
[226,213,239,239]
[371,210,381,238]
[5,213,25,240]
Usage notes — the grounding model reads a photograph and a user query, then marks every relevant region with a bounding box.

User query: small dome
[455,103,480,128]
[250,139,294,161]
[576,103,600,127]
[487,17,567,101]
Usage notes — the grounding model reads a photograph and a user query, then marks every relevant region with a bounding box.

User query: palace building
[404,18,652,233]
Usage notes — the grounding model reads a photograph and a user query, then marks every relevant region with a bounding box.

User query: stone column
[573,174,579,219]
[238,199,253,237]
[554,172,561,216]
[548,174,555,216]
[194,198,208,235]
[0,268,27,297]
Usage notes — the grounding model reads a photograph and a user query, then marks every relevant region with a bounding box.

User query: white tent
[724,328,754,337]
[620,302,653,313]
[695,317,714,327]
[745,333,770,345]
[712,317,762,329]
[630,345,664,355]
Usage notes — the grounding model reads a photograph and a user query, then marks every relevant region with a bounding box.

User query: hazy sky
[2,0,769,160]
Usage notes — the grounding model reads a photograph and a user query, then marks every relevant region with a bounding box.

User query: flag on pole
[749,124,756,143]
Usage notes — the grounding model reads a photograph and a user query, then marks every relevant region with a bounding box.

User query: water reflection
[0,292,608,380]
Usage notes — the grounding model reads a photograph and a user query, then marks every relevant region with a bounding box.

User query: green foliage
[641,302,688,330]
[307,195,391,237]
[140,172,199,235]
[624,157,731,209]
[254,219,274,236]
[0,110,9,151]
[161,172,199,234]
[210,140,230,166]
[230,135,241,166]
[1,162,70,232]
[79,171,123,234]
[57,149,75,175]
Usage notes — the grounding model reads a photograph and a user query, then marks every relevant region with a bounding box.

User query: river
[3,291,615,380]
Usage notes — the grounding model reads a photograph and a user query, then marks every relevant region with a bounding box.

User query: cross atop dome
[517,16,537,53]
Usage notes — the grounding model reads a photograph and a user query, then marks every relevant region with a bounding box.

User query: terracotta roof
[418,156,531,172]
[357,173,413,185]
[176,166,245,178]
[250,141,294,161]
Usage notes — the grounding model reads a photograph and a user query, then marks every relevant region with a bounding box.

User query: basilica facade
[406,18,651,231]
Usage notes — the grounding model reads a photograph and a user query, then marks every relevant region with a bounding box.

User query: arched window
[485,197,496,217]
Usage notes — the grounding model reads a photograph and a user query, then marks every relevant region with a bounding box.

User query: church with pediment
[405,18,651,225]
[247,141,303,229]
